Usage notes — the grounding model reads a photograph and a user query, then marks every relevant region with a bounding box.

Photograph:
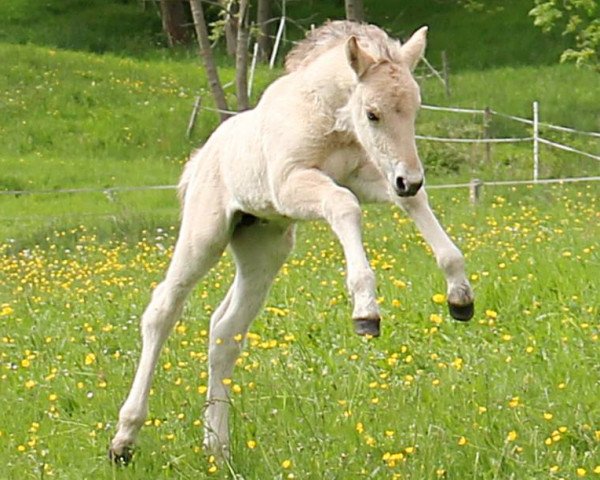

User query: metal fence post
[533,101,539,182]
[248,42,259,98]
[186,96,202,138]
[441,51,451,97]
[269,16,286,69]
[484,107,492,164]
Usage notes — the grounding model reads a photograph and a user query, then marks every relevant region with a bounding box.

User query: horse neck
[297,44,356,115]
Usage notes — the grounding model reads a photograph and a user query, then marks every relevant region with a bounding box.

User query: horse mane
[285,20,402,73]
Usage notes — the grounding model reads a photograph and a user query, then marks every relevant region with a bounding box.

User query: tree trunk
[235,0,250,110]
[189,0,231,123]
[221,0,239,57]
[345,0,364,22]
[257,0,273,62]
[159,0,190,47]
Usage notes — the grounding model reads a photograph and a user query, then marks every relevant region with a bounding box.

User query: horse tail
[177,148,200,207]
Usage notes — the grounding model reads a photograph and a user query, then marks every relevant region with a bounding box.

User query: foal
[109,21,474,462]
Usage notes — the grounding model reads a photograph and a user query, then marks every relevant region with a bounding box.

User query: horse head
[344,27,427,197]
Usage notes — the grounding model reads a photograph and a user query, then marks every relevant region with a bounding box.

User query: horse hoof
[108,446,133,466]
[448,302,474,321]
[353,318,381,337]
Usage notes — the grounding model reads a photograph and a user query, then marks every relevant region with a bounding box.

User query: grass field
[1,184,599,479]
[1,42,598,246]
[1,0,599,478]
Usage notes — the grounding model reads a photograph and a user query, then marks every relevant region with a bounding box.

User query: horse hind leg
[203,219,295,458]
[109,200,231,464]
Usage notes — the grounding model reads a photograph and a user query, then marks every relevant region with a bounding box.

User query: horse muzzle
[394,176,423,197]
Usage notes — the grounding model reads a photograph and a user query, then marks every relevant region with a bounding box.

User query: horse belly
[216,119,279,218]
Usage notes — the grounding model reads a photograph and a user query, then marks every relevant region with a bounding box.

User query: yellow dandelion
[247,440,257,449]
[543,412,553,420]
[432,293,446,304]
[458,436,468,446]
[281,459,292,469]
[451,357,463,370]
[576,467,586,477]
[506,430,518,442]
[84,353,96,365]
[485,309,498,319]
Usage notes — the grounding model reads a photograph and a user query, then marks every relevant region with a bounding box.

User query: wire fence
[2,98,599,201]
[1,100,599,204]
[420,102,600,184]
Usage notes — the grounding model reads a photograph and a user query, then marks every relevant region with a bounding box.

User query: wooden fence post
[469,178,483,205]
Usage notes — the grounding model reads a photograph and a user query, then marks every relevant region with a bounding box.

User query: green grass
[0,0,164,58]
[288,0,570,70]
[0,0,569,70]
[1,2,599,477]
[1,184,599,478]
[1,43,598,245]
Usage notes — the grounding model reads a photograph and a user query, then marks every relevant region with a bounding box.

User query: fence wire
[2,101,598,199]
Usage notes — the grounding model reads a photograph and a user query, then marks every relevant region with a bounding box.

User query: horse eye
[366,111,380,122]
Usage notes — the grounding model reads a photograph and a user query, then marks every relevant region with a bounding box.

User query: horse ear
[400,26,428,71]
[346,36,376,78]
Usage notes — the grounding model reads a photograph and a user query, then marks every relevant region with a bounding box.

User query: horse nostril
[410,180,423,195]
[396,176,406,193]
[395,177,423,197]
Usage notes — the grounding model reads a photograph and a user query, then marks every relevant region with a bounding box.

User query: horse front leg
[277,168,381,336]
[398,189,474,320]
